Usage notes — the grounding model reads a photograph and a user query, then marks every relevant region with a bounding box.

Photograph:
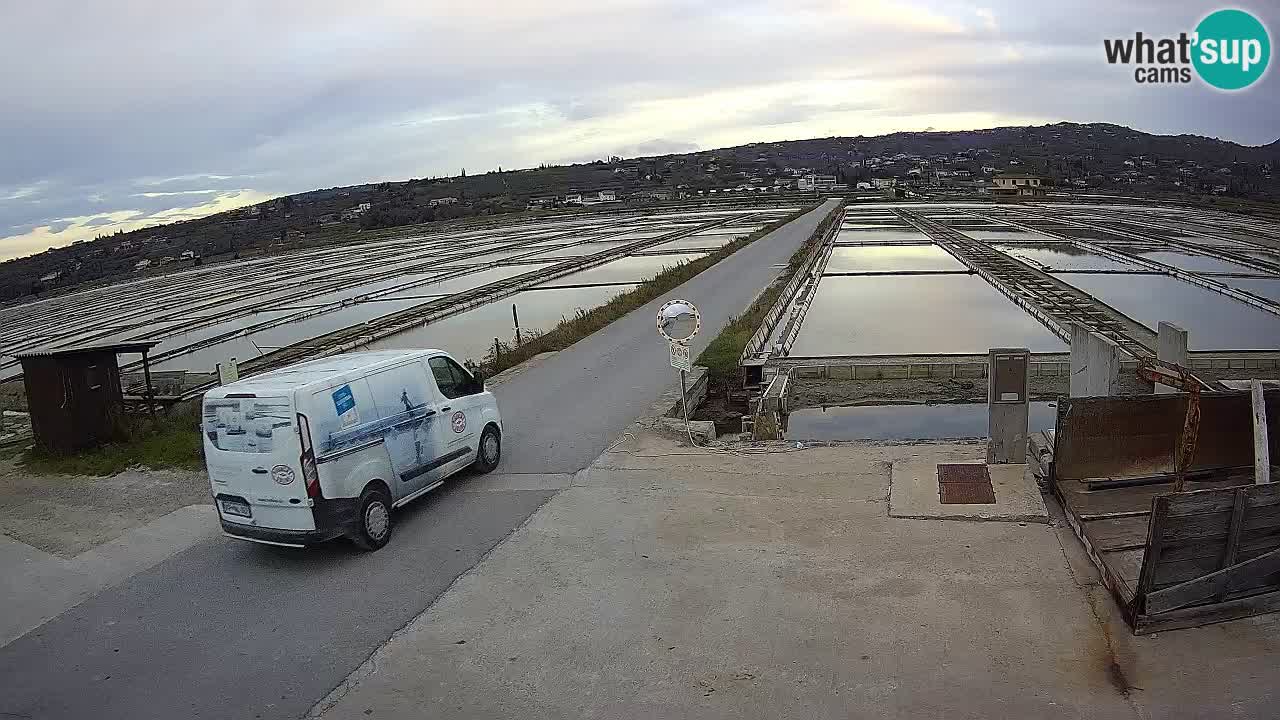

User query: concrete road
[0,199,837,720]
[497,198,839,474]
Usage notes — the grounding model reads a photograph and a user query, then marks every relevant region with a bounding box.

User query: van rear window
[204,397,292,453]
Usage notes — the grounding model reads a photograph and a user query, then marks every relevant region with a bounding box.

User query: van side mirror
[472,371,485,391]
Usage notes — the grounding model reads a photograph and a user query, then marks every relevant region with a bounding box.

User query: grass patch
[695,201,843,380]
[22,401,204,476]
[477,204,819,376]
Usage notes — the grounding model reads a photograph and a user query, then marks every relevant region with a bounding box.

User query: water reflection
[825,245,964,273]
[790,275,1067,356]
[366,284,636,364]
[1228,278,1280,304]
[1134,251,1266,275]
[992,244,1138,272]
[785,401,1057,441]
[1056,273,1280,350]
[835,229,931,244]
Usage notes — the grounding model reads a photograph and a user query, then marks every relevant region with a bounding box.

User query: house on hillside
[797,174,837,191]
[585,189,618,204]
[990,173,1047,202]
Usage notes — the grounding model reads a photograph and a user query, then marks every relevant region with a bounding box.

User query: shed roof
[15,341,161,360]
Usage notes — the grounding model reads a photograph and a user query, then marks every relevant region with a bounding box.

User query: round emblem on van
[271,464,295,485]
[451,411,466,434]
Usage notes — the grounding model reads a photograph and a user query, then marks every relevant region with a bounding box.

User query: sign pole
[657,299,702,445]
[679,367,690,429]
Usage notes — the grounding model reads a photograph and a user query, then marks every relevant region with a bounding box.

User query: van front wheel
[474,426,501,474]
[350,485,393,551]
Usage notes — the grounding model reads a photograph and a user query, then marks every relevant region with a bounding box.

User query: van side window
[429,356,476,399]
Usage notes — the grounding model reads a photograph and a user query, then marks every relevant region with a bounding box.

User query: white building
[796,174,837,191]
[991,173,1046,202]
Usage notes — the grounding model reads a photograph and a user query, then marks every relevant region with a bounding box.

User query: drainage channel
[893,208,1156,359]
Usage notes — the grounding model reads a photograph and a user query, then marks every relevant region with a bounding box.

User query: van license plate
[220,500,251,518]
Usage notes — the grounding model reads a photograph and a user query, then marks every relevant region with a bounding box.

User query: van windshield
[203,396,293,453]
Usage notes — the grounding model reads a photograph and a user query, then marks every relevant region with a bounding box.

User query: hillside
[3,122,1278,304]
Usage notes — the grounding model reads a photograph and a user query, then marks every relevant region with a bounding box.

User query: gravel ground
[0,456,209,557]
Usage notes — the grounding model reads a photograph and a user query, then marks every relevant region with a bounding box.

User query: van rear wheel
[350,485,393,551]
[474,425,501,474]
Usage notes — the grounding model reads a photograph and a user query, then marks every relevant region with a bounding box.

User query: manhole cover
[938,464,996,504]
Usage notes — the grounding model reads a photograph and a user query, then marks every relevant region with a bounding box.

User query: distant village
[5,123,1276,303]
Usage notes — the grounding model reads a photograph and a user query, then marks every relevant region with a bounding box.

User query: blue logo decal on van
[332,385,358,428]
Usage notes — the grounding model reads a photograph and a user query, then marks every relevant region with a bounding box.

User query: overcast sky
[1,0,1275,261]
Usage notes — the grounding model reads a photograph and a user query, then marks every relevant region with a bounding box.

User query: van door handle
[251,468,268,474]
[441,406,452,412]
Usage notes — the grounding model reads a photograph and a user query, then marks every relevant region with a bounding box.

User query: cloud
[0,190,275,262]
[132,189,222,198]
[975,7,998,32]
[0,0,1275,262]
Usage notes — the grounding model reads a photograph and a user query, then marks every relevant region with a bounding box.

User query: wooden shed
[16,341,159,452]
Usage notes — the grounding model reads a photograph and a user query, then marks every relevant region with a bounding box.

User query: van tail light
[297,413,322,500]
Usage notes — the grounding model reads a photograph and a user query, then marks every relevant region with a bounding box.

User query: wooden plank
[1158,538,1230,564]
[1135,587,1280,634]
[1083,466,1253,490]
[1163,481,1280,518]
[1254,379,1272,485]
[1101,548,1145,585]
[1216,490,1248,601]
[1137,496,1169,598]
[1153,554,1233,588]
[1145,545,1280,614]
[1083,515,1152,552]
[1079,509,1153,521]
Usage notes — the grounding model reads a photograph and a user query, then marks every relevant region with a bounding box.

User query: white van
[201,350,502,551]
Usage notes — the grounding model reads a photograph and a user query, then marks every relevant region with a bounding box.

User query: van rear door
[203,393,314,531]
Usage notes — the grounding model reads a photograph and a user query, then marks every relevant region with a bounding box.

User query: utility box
[988,347,1030,464]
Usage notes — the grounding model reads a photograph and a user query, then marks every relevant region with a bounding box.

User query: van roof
[204,349,443,398]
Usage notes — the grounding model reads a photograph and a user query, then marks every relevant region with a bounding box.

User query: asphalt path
[0,199,837,720]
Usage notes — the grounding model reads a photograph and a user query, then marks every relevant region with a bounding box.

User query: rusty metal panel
[1055,391,1280,482]
[938,464,997,504]
[938,464,990,484]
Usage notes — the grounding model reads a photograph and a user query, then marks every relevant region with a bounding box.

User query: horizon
[2,1,1276,262]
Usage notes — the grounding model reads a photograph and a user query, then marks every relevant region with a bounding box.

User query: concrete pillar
[1156,321,1189,395]
[1069,323,1091,398]
[1086,333,1120,397]
[987,348,1030,464]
